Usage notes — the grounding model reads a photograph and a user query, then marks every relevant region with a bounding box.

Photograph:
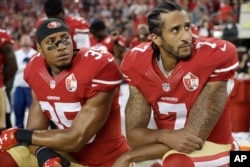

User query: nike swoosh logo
[220,43,226,51]
[108,57,114,62]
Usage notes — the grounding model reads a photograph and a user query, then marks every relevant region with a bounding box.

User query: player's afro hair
[44,0,64,16]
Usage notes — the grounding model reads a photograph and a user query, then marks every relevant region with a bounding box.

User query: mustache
[179,41,191,48]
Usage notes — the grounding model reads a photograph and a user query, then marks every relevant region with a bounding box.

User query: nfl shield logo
[183,72,199,91]
[162,83,170,92]
[66,74,77,92]
[50,80,56,89]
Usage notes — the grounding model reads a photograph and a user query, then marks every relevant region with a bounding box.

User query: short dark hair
[44,0,64,17]
[147,1,183,36]
[89,20,106,34]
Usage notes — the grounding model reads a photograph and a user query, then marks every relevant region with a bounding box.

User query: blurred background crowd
[2,0,250,77]
[0,0,249,47]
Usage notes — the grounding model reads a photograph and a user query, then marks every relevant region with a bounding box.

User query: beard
[57,62,72,70]
[161,40,192,60]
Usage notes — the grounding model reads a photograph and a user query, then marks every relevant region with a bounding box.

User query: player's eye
[47,39,54,45]
[64,36,69,41]
[185,24,191,31]
[62,34,70,41]
[172,27,179,34]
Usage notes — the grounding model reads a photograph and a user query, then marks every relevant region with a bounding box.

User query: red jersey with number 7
[121,37,239,145]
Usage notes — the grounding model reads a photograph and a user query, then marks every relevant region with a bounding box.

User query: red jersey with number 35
[121,37,239,145]
[24,48,129,166]
[0,29,14,87]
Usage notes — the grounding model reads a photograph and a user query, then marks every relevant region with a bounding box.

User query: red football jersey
[121,37,239,145]
[64,15,89,48]
[130,36,151,48]
[24,48,129,166]
[34,17,46,31]
[34,15,89,49]
[89,35,127,54]
[0,29,14,87]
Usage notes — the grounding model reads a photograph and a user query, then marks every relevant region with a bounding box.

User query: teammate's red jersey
[0,29,14,87]
[34,17,46,32]
[121,37,239,145]
[24,48,129,166]
[130,35,151,48]
[35,15,89,49]
[89,34,127,55]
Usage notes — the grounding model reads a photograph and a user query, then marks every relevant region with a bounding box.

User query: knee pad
[7,146,38,167]
[162,153,194,167]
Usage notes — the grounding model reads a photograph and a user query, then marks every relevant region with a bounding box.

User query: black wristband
[14,129,33,144]
[35,147,70,167]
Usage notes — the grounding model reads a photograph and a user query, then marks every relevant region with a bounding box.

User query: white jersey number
[157,102,187,130]
[39,101,81,129]
[39,101,96,143]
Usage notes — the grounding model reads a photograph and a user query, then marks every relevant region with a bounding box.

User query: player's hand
[111,152,133,167]
[36,147,71,167]
[42,157,72,167]
[43,157,63,167]
[160,129,203,154]
[0,127,19,150]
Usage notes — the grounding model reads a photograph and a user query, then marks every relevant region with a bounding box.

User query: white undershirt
[156,56,173,78]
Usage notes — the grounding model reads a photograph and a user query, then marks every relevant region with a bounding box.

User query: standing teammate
[34,0,90,49]
[89,19,127,66]
[112,1,239,167]
[0,18,130,167]
[0,29,17,131]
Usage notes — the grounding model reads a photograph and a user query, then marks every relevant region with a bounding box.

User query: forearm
[15,127,86,152]
[123,143,169,163]
[127,127,169,148]
[125,85,156,147]
[31,128,87,152]
[185,81,227,140]
[14,128,73,151]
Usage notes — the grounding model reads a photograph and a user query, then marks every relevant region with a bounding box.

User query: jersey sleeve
[194,38,239,82]
[209,42,238,81]
[121,43,152,86]
[67,16,90,48]
[68,15,89,34]
[121,50,137,85]
[84,49,123,97]
[23,52,41,87]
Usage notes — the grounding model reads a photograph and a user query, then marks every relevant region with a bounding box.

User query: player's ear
[36,42,43,55]
[151,34,162,46]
